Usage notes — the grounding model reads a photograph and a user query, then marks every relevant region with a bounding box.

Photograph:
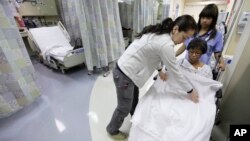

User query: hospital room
[0,0,250,141]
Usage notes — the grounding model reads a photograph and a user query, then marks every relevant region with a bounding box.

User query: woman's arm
[214,53,225,71]
[159,43,199,103]
[214,32,225,71]
[159,43,192,92]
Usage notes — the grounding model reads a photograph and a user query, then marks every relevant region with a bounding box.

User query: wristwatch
[187,89,193,94]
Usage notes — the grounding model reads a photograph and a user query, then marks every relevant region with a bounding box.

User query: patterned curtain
[130,0,171,39]
[132,0,160,33]
[119,0,134,29]
[56,0,81,46]
[160,0,170,21]
[56,0,125,71]
[0,1,40,118]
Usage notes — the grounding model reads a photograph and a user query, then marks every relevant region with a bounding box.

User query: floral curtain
[0,1,40,118]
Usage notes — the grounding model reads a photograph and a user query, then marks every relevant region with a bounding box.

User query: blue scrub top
[184,30,223,65]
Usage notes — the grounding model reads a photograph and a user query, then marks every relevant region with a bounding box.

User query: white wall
[210,1,250,140]
[222,23,250,123]
[211,16,250,141]
[225,0,235,24]
[183,0,228,22]
[224,0,248,55]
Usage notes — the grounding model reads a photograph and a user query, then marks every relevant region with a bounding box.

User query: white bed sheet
[129,69,222,141]
[29,26,72,56]
[44,45,73,61]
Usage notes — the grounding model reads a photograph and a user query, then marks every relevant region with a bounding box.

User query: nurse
[107,15,198,139]
[176,4,225,72]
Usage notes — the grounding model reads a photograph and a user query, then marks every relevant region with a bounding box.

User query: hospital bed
[28,22,85,73]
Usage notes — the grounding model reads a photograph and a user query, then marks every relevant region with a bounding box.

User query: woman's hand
[188,89,199,103]
[217,61,225,71]
[159,70,167,81]
[215,53,225,71]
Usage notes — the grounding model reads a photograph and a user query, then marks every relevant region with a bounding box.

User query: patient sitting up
[128,38,222,141]
[178,38,212,79]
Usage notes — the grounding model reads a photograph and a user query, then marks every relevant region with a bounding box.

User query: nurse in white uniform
[106,15,199,139]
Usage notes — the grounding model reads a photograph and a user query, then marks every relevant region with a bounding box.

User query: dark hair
[198,3,219,40]
[187,38,207,54]
[136,15,197,38]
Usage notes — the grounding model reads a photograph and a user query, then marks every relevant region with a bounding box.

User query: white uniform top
[118,33,193,92]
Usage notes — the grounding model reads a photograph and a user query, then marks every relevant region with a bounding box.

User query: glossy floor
[0,62,154,141]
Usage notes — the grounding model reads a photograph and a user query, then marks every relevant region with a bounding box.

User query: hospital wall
[219,0,248,95]
[182,0,228,22]
[224,0,250,55]
[222,33,250,121]
[211,9,250,141]
[212,21,250,141]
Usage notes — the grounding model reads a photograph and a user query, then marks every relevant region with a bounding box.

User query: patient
[178,38,212,79]
[128,38,222,141]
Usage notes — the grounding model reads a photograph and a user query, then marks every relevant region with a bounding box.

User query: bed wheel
[38,54,43,63]
[81,63,86,68]
[103,71,110,77]
[88,71,93,75]
[102,66,110,77]
[61,68,65,74]
[59,67,65,74]
[61,69,65,74]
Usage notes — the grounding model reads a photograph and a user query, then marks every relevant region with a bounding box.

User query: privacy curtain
[0,1,40,118]
[131,0,170,35]
[57,0,125,71]
[132,0,160,33]
[56,0,81,46]
[119,0,134,29]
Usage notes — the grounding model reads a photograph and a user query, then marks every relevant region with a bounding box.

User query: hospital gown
[177,58,213,79]
[128,59,222,141]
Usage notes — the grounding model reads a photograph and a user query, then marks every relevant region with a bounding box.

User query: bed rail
[58,21,71,42]
[65,48,84,57]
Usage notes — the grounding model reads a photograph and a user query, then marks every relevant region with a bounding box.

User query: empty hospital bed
[28,22,85,73]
